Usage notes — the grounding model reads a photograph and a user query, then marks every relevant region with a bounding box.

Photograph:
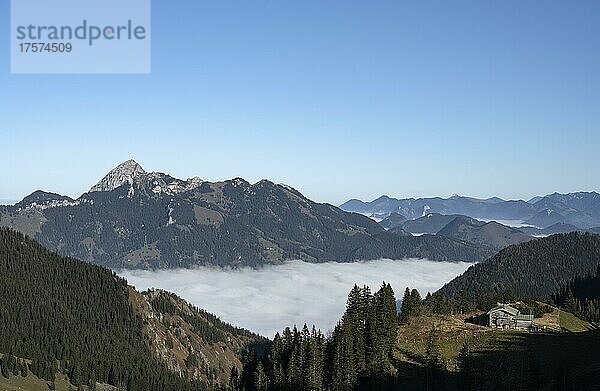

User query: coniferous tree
[424,325,443,390]
[398,287,412,324]
[268,333,285,389]
[456,341,474,389]
[7,353,17,376]
[425,325,441,370]
[563,288,577,313]
[399,287,423,323]
[20,359,28,377]
[254,362,268,391]
[307,325,325,390]
[410,289,422,316]
[229,366,240,390]
[0,355,9,379]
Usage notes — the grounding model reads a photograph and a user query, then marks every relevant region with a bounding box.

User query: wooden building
[487,303,534,330]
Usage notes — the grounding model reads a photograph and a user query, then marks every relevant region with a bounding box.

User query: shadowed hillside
[0,228,264,390]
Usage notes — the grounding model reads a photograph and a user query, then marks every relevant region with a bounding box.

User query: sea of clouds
[119,259,471,338]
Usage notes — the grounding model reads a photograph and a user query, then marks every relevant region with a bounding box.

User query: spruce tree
[399,287,412,324]
[0,355,9,379]
[456,341,473,389]
[268,333,285,389]
[564,289,577,313]
[425,325,442,369]
[454,289,470,314]
[7,353,17,375]
[410,288,422,317]
[308,326,325,390]
[254,362,268,391]
[20,359,28,377]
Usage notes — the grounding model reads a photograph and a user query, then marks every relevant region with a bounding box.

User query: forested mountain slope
[554,265,600,325]
[0,228,263,390]
[438,232,600,300]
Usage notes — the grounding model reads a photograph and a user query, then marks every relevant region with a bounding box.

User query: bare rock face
[89,160,203,196]
[128,287,265,386]
[90,159,147,193]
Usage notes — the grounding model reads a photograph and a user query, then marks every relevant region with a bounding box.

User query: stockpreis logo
[11,0,151,74]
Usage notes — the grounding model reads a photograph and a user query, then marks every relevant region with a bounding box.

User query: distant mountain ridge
[341,191,600,229]
[437,217,533,251]
[401,213,482,235]
[378,212,535,251]
[0,160,491,268]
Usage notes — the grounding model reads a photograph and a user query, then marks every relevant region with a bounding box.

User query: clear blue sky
[1,1,599,205]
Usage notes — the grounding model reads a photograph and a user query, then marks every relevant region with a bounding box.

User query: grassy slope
[0,353,119,391]
[559,309,593,332]
[0,375,69,391]
[393,312,599,390]
[395,313,496,370]
[0,373,118,391]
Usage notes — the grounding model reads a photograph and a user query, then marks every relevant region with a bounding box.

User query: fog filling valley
[119,259,471,337]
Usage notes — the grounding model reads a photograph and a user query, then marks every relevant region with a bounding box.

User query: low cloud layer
[119,259,471,337]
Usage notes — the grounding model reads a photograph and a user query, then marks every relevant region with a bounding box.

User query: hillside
[0,160,491,268]
[438,232,600,300]
[240,281,599,391]
[0,228,264,390]
[379,212,408,230]
[437,217,533,251]
[519,222,584,236]
[351,232,494,262]
[401,213,482,235]
[524,208,567,229]
[392,313,600,390]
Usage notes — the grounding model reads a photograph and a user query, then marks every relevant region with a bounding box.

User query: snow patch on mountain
[422,205,431,216]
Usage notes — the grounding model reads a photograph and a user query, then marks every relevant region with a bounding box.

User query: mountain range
[341,192,600,229]
[0,160,491,268]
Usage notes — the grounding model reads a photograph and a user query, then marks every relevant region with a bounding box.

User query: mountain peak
[90,160,147,193]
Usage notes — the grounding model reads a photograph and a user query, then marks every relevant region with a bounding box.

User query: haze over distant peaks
[341,191,600,229]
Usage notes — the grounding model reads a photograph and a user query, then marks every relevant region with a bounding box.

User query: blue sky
[1,1,599,205]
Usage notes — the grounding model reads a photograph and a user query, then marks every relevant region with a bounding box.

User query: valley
[119,259,472,337]
[3,1,598,389]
